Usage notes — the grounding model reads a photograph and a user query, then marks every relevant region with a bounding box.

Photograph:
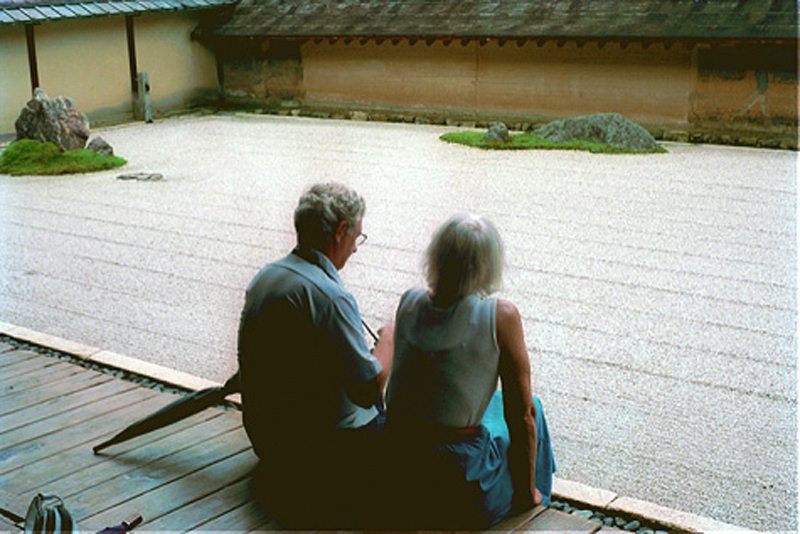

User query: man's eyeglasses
[356,233,368,247]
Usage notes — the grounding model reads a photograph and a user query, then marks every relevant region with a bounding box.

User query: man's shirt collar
[292,245,342,286]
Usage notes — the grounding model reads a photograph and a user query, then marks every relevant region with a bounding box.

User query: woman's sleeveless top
[386,288,500,429]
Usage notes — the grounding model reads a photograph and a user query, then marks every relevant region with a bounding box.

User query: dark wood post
[25,24,40,93]
[126,15,139,108]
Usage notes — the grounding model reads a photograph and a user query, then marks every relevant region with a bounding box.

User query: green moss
[0,139,127,176]
[440,131,667,154]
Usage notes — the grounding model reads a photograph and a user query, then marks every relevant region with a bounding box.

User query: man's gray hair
[294,182,366,250]
[425,213,504,302]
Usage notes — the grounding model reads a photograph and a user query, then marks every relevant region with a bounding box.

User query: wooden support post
[25,24,40,93]
[126,16,139,111]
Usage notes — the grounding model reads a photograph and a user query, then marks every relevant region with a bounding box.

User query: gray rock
[87,136,114,156]
[348,111,370,121]
[15,88,90,151]
[572,510,593,520]
[117,172,163,181]
[483,122,510,142]
[533,112,660,152]
[623,519,641,531]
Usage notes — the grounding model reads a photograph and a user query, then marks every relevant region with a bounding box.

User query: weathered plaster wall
[0,26,31,137]
[134,12,220,114]
[220,39,302,104]
[304,40,478,111]
[476,41,692,122]
[223,37,796,144]
[35,17,130,126]
[0,11,219,138]
[300,40,693,123]
[691,43,798,130]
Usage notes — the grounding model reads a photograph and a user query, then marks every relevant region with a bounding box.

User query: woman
[385,213,555,529]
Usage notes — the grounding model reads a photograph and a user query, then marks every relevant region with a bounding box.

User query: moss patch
[440,131,667,154]
[0,139,127,176]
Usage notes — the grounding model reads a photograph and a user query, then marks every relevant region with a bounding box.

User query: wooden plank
[65,425,252,523]
[0,384,164,450]
[2,353,66,380]
[0,341,16,354]
[14,411,239,497]
[0,389,169,475]
[0,486,28,527]
[0,347,39,365]
[0,362,89,400]
[490,505,547,531]
[196,498,280,532]
[518,508,601,532]
[0,512,21,532]
[138,475,255,531]
[0,372,115,420]
[83,449,257,531]
[77,443,258,531]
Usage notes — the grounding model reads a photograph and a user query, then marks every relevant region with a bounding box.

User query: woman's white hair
[294,182,365,250]
[424,213,504,302]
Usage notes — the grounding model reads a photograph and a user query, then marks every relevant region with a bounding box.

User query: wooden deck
[0,341,610,532]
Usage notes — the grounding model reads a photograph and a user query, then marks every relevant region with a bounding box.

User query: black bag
[24,493,79,534]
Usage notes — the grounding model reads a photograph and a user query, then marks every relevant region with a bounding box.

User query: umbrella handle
[362,319,379,344]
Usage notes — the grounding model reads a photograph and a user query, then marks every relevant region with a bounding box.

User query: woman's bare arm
[497,298,542,509]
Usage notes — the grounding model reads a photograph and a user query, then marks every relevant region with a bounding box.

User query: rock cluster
[15,89,90,151]
[533,113,660,152]
[14,89,114,156]
[483,122,510,142]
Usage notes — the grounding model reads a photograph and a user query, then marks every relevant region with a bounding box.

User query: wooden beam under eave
[25,24,40,94]
[125,16,139,97]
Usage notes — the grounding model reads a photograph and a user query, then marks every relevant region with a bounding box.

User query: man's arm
[343,323,394,408]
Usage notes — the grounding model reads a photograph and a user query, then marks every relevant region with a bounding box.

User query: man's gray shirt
[238,246,381,458]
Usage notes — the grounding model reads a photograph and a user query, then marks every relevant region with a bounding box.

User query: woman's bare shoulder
[495,298,521,323]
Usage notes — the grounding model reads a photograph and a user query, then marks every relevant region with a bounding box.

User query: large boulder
[533,113,659,152]
[483,122,510,142]
[87,136,114,156]
[15,88,90,151]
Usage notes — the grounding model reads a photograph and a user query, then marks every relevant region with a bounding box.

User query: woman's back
[386,287,500,428]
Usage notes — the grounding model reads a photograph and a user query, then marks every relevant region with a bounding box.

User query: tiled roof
[211,0,799,41]
[0,0,237,26]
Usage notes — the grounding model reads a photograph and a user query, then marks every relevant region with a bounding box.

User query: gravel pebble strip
[550,500,674,533]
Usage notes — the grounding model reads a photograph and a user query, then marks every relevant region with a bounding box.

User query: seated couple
[237,182,556,529]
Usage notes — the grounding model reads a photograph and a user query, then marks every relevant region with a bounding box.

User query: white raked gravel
[0,113,796,531]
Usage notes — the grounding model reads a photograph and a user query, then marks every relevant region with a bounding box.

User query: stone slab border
[0,322,751,533]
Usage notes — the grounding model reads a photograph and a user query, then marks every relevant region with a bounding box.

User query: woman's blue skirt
[388,392,556,529]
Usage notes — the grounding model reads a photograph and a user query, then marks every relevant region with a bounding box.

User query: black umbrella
[92,321,379,454]
[92,372,240,454]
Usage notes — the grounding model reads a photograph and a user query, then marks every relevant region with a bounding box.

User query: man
[238,182,393,527]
